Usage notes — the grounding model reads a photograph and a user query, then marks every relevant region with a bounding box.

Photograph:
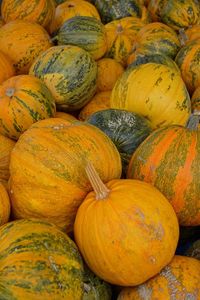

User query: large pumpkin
[0,134,15,187]
[0,218,84,299]
[111,62,191,129]
[0,51,15,84]
[127,114,200,226]
[9,118,122,232]
[0,183,10,225]
[74,163,179,286]
[1,0,55,29]
[0,20,52,74]
[29,45,97,112]
[0,75,56,140]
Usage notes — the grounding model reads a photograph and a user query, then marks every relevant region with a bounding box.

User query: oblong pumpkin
[29,45,97,111]
[111,62,191,129]
[0,183,10,225]
[0,134,15,187]
[0,218,84,299]
[9,118,122,232]
[0,51,15,84]
[0,75,56,140]
[0,20,52,74]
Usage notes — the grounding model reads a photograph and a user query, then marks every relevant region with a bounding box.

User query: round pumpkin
[1,0,55,29]
[9,118,122,232]
[0,183,10,225]
[55,16,107,60]
[55,111,77,122]
[0,51,15,84]
[127,114,200,226]
[96,58,124,92]
[111,62,191,129]
[0,134,15,187]
[185,240,200,260]
[0,218,84,299]
[117,255,200,299]
[78,91,111,121]
[49,0,100,34]
[0,75,56,140]
[74,162,179,286]
[0,20,52,74]
[29,45,97,112]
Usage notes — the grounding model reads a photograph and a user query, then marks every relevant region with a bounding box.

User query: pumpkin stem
[6,88,15,97]
[116,23,124,34]
[186,110,200,130]
[85,162,110,200]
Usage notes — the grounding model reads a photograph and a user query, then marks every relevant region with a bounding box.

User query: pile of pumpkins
[0,0,199,299]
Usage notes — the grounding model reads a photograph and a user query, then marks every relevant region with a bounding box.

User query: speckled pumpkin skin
[0,219,84,300]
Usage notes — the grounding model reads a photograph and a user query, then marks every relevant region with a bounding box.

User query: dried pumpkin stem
[186,110,200,130]
[85,162,110,200]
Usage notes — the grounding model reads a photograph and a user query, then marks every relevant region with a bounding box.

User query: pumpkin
[117,256,200,299]
[0,20,52,74]
[175,38,200,94]
[96,58,124,92]
[0,18,4,28]
[111,62,191,129]
[29,45,97,112]
[87,109,152,174]
[185,239,200,260]
[0,51,15,85]
[105,17,146,66]
[182,25,200,44]
[0,134,15,187]
[9,118,122,232]
[127,112,200,226]
[0,218,84,299]
[130,22,181,59]
[78,91,111,121]
[1,0,55,29]
[0,75,56,140]
[55,16,107,60]
[74,162,179,286]
[147,0,163,22]
[49,0,100,35]
[0,183,10,225]
[55,112,77,122]
[191,86,200,112]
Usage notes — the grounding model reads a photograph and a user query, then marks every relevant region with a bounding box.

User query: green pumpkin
[87,109,152,174]
[185,240,200,260]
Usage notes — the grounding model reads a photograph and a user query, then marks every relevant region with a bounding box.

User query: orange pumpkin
[74,163,179,286]
[55,111,77,122]
[0,134,15,188]
[79,91,111,121]
[1,0,55,29]
[118,256,200,299]
[0,20,52,74]
[0,75,56,140]
[0,51,15,84]
[0,183,10,224]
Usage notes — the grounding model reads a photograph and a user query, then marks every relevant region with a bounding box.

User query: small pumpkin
[185,239,200,260]
[118,256,200,299]
[0,183,10,225]
[78,91,111,121]
[0,75,56,140]
[0,134,15,187]
[0,20,52,74]
[0,51,15,85]
[74,163,179,286]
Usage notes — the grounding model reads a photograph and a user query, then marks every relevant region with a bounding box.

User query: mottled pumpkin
[111,62,191,129]
[78,91,111,121]
[49,0,100,34]
[191,86,200,112]
[0,51,15,85]
[96,58,124,92]
[118,256,200,299]
[74,163,179,286]
[29,45,97,111]
[9,118,122,232]
[0,183,10,225]
[1,0,55,29]
[0,134,15,187]
[0,218,84,299]
[0,75,56,140]
[0,20,52,74]
[55,112,77,122]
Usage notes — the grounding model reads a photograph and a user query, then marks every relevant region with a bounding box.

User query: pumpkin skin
[56,16,107,60]
[0,20,52,74]
[87,109,152,174]
[1,0,55,29]
[183,25,200,44]
[29,45,97,112]
[78,91,111,121]
[74,163,179,286]
[0,134,15,188]
[0,183,10,225]
[96,58,124,92]
[117,256,200,300]
[111,63,191,129]
[0,218,84,299]
[127,124,200,226]
[0,51,15,85]
[49,0,100,34]
[191,86,200,112]
[185,240,200,260]
[55,112,77,122]
[9,118,122,232]
[0,75,56,140]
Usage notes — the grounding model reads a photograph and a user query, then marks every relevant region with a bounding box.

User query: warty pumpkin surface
[9,118,122,232]
[0,51,15,85]
[0,183,10,225]
[0,134,15,187]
